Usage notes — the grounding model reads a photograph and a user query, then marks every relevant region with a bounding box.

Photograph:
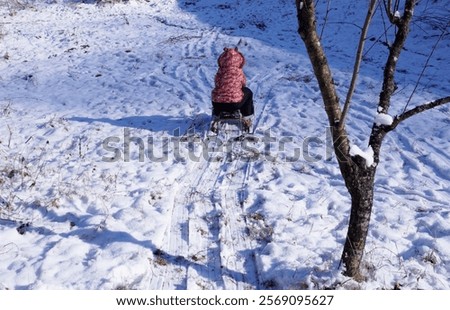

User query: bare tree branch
[384,0,393,23]
[378,0,415,114]
[378,1,392,48]
[363,2,395,58]
[319,0,332,40]
[296,0,342,128]
[387,96,450,131]
[296,0,353,173]
[369,0,416,165]
[402,22,449,113]
[383,0,402,25]
[338,0,377,131]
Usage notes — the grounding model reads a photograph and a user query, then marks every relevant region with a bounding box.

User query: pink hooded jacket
[211,47,246,103]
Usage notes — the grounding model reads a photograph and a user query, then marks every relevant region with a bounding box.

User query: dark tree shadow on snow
[17,202,258,289]
[175,0,300,53]
[69,114,210,136]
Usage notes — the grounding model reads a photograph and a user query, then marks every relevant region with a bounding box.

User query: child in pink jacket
[211,47,254,132]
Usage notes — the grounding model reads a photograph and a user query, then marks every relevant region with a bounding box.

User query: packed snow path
[150,134,260,289]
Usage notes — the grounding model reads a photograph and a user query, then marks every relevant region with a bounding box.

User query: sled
[210,112,259,145]
[210,111,243,134]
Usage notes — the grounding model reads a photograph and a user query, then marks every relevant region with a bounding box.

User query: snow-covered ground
[0,0,449,289]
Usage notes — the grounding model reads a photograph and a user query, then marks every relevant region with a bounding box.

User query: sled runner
[210,110,245,135]
[210,110,258,144]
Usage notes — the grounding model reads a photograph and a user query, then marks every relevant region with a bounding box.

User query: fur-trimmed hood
[217,47,245,69]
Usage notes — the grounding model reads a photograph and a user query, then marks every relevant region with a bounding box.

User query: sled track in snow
[150,112,273,289]
[148,44,276,289]
[149,125,263,289]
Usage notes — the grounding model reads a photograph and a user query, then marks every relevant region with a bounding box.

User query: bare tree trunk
[296,0,450,280]
[340,162,376,280]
